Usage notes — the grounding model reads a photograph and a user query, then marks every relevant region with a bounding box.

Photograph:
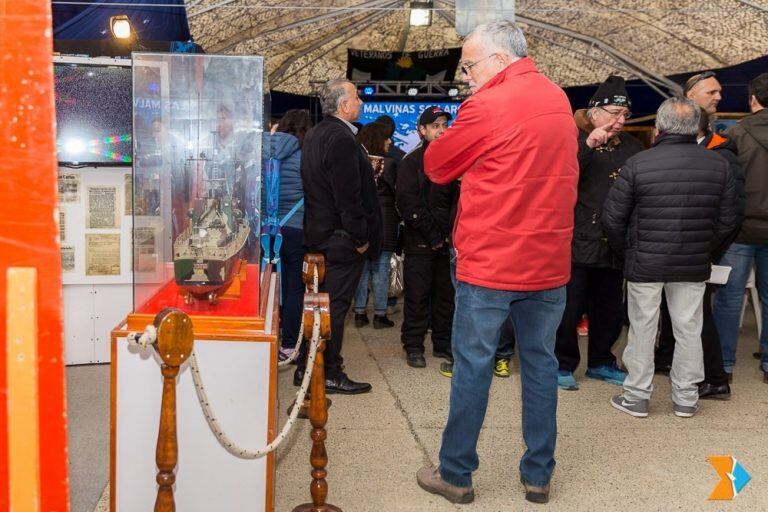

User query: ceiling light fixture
[109,15,133,40]
[410,1,433,27]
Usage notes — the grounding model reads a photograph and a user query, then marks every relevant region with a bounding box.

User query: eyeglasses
[460,53,498,75]
[598,106,632,120]
[684,71,716,94]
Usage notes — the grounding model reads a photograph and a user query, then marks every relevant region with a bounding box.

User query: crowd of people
[263,19,768,506]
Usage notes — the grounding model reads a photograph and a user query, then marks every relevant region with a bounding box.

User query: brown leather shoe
[521,476,550,504]
[416,466,474,504]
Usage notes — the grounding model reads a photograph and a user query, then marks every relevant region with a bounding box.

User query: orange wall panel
[0,1,70,510]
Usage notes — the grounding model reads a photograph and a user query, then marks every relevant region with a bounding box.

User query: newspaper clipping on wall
[85,234,121,276]
[124,173,133,216]
[61,245,75,273]
[87,186,119,229]
[133,226,157,272]
[59,210,66,242]
[58,173,80,203]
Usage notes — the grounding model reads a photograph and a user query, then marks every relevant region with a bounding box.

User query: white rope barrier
[127,306,322,459]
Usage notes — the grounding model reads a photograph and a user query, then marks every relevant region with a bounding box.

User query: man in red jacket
[415,20,578,505]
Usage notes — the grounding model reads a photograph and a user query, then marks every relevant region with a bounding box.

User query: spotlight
[448,87,459,97]
[64,138,86,155]
[362,86,375,96]
[407,87,419,96]
[110,15,133,40]
[410,1,433,27]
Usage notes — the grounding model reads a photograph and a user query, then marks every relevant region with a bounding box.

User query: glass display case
[131,53,265,316]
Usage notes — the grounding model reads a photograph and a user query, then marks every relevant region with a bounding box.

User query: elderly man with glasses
[554,76,644,391]
[415,20,578,505]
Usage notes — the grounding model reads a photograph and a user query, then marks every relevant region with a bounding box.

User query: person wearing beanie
[554,75,644,391]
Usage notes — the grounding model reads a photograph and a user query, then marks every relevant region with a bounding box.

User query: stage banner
[359,102,462,153]
[347,48,461,82]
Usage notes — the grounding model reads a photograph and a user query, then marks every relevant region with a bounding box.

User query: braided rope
[188,307,320,459]
[126,306,322,459]
[276,266,319,367]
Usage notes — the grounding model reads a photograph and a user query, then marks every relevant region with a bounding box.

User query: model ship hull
[173,221,250,299]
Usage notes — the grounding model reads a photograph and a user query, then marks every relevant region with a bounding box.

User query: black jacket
[395,144,459,254]
[377,157,400,252]
[301,116,383,260]
[725,108,768,244]
[572,111,644,268]
[602,134,737,283]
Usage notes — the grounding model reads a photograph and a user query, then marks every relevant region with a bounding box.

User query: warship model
[173,139,249,304]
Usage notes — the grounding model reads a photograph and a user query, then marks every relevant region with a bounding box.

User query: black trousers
[656,285,728,387]
[401,251,454,355]
[298,242,365,380]
[555,266,624,372]
[279,227,306,349]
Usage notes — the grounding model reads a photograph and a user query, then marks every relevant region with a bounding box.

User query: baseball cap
[418,106,452,126]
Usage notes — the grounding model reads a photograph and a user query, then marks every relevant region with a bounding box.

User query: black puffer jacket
[572,110,644,268]
[602,134,737,282]
[377,157,400,252]
[395,143,459,254]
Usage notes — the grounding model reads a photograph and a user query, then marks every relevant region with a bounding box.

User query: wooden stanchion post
[289,253,331,419]
[152,308,194,512]
[293,293,341,512]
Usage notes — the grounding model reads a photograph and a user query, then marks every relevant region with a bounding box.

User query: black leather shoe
[753,351,762,360]
[433,349,453,361]
[521,476,550,504]
[325,374,372,395]
[654,364,671,375]
[406,352,427,368]
[354,313,369,328]
[373,315,395,329]
[698,382,731,400]
[293,368,305,387]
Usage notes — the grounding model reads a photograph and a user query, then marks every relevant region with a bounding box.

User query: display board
[358,101,460,153]
[58,167,133,285]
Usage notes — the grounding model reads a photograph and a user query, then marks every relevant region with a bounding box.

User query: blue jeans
[449,248,514,360]
[713,243,768,371]
[354,250,392,316]
[438,281,566,488]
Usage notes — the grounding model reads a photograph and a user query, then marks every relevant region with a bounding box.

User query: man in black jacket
[555,76,644,391]
[395,107,457,368]
[296,78,382,394]
[655,108,746,400]
[603,97,737,419]
[713,73,768,383]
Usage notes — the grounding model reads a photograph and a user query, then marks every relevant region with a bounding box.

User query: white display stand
[111,331,276,511]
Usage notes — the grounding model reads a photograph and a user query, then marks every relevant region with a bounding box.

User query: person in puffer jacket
[263,109,311,359]
[603,97,737,420]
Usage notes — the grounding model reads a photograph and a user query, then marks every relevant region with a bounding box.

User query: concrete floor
[69,309,768,511]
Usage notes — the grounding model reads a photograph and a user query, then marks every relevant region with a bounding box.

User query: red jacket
[424,58,578,291]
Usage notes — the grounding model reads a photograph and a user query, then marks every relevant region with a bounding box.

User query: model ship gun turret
[173,131,250,304]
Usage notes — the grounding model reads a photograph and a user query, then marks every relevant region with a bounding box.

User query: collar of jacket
[574,108,623,148]
[652,133,698,147]
[324,115,358,135]
[474,57,538,94]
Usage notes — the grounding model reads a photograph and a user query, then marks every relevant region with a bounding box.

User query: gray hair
[467,19,528,58]
[655,97,700,135]
[319,78,351,116]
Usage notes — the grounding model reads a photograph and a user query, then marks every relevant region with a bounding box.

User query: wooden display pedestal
[110,267,279,511]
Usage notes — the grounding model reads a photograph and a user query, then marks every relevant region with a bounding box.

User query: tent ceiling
[186,1,768,95]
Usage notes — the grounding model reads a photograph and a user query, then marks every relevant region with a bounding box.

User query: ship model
[173,138,249,304]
